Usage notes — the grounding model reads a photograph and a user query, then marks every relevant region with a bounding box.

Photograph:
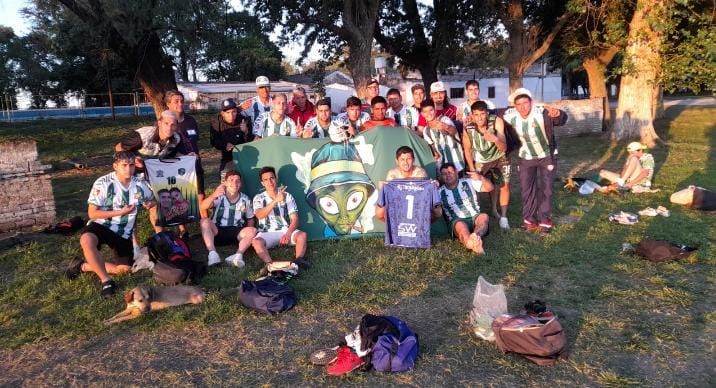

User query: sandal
[100,280,118,298]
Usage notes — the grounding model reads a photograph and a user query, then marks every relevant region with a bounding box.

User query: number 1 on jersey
[405,194,414,220]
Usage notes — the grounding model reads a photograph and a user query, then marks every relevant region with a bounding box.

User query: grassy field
[0,107,714,386]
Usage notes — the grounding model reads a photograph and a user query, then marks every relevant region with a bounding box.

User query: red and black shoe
[521,219,540,232]
[538,221,553,236]
[326,346,364,375]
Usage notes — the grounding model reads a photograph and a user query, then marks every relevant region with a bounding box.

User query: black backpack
[239,278,297,314]
[146,232,206,285]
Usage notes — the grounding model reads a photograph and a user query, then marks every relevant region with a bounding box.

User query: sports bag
[634,239,696,262]
[239,277,297,315]
[370,316,419,372]
[146,232,206,285]
[492,314,566,366]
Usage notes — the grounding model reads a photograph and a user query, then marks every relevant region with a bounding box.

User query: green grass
[0,107,714,385]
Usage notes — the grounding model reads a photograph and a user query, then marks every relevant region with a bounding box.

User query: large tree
[54,0,178,117]
[250,0,381,98]
[489,0,572,92]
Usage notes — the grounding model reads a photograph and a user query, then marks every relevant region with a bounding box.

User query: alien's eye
[318,196,339,215]
[346,191,365,211]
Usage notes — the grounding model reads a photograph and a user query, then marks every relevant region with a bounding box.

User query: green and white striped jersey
[387,105,419,129]
[241,96,272,125]
[253,191,298,232]
[303,115,335,138]
[423,116,465,171]
[465,115,505,164]
[439,178,484,222]
[458,99,495,122]
[211,192,254,227]
[253,113,298,138]
[503,107,550,160]
[87,172,154,239]
[336,111,370,132]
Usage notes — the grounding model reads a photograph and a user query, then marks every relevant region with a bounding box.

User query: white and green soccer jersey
[439,178,484,222]
[336,111,371,132]
[87,172,154,239]
[458,99,496,121]
[639,153,655,187]
[211,192,254,227]
[465,116,505,164]
[253,191,298,232]
[423,116,465,171]
[303,116,335,138]
[503,106,550,160]
[387,105,418,129]
[253,113,298,138]
[241,96,272,125]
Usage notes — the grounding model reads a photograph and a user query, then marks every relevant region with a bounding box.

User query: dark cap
[221,98,238,111]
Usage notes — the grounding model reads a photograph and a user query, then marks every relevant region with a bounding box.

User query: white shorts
[255,230,301,249]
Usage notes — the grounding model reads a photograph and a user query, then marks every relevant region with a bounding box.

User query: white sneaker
[225,253,245,268]
[638,207,658,217]
[207,251,221,266]
[499,217,510,230]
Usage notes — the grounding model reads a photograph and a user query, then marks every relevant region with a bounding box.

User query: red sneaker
[521,220,540,231]
[326,347,364,375]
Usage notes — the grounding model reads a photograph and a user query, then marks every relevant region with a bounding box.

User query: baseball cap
[508,87,533,105]
[626,142,646,152]
[256,76,270,88]
[367,78,379,87]
[430,81,446,93]
[221,98,237,111]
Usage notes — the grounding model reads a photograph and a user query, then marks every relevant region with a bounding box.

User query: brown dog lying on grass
[103,285,206,325]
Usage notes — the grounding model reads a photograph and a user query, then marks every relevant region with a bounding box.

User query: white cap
[508,87,533,105]
[430,81,446,93]
[626,142,646,152]
[255,76,270,88]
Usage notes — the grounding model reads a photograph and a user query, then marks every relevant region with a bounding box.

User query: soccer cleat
[499,217,510,230]
[207,251,221,266]
[225,253,245,268]
[326,346,364,375]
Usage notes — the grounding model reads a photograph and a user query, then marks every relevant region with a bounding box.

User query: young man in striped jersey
[386,88,416,129]
[420,99,465,174]
[337,96,371,135]
[252,94,298,138]
[251,166,310,269]
[66,152,156,297]
[457,80,496,124]
[438,162,494,254]
[502,88,567,235]
[240,75,272,128]
[302,98,334,139]
[462,101,511,229]
[200,170,257,268]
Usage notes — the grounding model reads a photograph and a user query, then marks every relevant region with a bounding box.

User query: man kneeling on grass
[66,152,156,297]
[438,162,494,254]
[200,170,257,268]
[252,166,310,273]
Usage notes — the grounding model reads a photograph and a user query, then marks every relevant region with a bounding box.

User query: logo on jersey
[398,222,417,237]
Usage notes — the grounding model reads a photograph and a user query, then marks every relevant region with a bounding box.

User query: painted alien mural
[306,139,376,237]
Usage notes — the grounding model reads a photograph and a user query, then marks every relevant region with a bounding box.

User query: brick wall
[550,98,604,137]
[0,140,56,233]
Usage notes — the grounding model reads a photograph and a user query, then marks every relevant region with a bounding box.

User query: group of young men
[66,75,574,297]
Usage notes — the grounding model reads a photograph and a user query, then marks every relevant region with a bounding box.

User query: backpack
[370,316,419,372]
[238,277,297,315]
[492,314,566,366]
[146,232,206,285]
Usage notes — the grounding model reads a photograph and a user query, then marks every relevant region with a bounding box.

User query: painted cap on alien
[306,142,375,207]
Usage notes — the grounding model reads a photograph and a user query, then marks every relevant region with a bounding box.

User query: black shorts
[214,226,242,246]
[82,222,134,266]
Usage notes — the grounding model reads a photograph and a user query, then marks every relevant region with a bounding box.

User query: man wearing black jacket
[209,98,252,181]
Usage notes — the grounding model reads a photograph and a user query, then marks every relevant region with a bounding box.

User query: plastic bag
[469,276,507,341]
[578,180,602,195]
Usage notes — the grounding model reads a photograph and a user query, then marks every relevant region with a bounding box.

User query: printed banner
[233,126,449,240]
[145,155,199,226]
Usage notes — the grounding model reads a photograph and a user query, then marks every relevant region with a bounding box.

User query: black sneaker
[100,280,118,298]
[293,257,311,270]
[65,256,85,279]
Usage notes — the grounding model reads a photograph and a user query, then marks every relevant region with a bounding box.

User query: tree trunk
[341,0,380,99]
[124,33,178,118]
[583,57,612,131]
[652,84,664,119]
[345,39,374,99]
[505,0,526,92]
[418,63,438,92]
[614,0,663,147]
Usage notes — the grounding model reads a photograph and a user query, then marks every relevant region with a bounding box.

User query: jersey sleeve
[376,186,387,207]
[244,196,255,219]
[252,194,266,213]
[469,178,484,192]
[641,154,655,171]
[422,128,434,145]
[253,112,266,137]
[138,180,155,202]
[87,178,107,207]
[286,192,298,215]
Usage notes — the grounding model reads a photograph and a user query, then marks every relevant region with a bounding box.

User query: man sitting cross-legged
[66,151,156,297]
[599,142,655,192]
[438,162,494,254]
[200,170,257,268]
[251,166,310,271]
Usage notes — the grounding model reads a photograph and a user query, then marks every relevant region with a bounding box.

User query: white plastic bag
[469,276,507,341]
[578,180,602,195]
